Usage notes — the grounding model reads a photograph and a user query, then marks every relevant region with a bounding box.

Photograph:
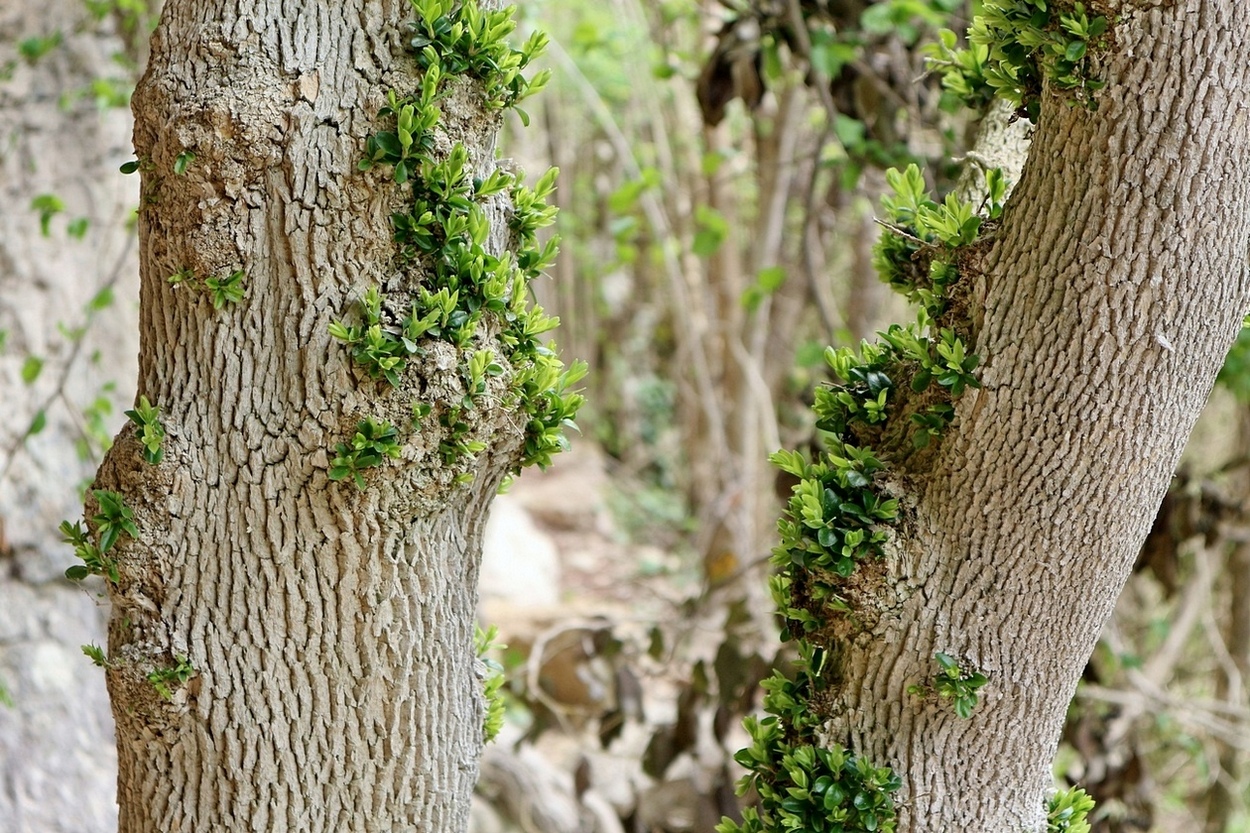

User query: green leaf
[20,356,43,385]
[87,286,114,312]
[26,409,47,437]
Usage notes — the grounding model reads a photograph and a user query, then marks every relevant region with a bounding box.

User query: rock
[480,495,561,608]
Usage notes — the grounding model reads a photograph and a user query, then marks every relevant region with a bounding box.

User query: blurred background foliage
[1,1,1249,831]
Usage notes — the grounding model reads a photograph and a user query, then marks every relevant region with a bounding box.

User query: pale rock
[480,494,561,607]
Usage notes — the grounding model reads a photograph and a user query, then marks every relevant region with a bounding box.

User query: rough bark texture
[97,2,523,830]
[831,3,1250,830]
[0,2,139,830]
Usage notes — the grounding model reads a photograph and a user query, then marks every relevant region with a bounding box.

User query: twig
[871,216,933,248]
[0,232,135,486]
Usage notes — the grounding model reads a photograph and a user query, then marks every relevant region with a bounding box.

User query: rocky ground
[473,441,777,832]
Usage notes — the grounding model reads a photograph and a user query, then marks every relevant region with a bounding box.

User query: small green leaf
[20,356,43,385]
[26,409,47,437]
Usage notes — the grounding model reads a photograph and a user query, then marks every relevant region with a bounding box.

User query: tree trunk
[92,2,540,829]
[830,3,1250,830]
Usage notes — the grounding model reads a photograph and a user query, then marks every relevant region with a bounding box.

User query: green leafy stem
[328,0,583,488]
[724,160,1004,830]
[61,489,138,584]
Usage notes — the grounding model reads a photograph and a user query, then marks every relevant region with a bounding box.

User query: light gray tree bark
[827,2,1250,830]
[93,1,531,830]
[0,2,139,830]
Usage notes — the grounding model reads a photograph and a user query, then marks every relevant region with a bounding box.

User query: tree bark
[95,2,527,830]
[831,3,1250,830]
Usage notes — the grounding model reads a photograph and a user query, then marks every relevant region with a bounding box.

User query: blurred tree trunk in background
[0,1,144,830]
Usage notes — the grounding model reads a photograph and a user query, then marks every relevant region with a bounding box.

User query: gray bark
[0,1,139,830]
[95,1,526,830]
[831,2,1250,830]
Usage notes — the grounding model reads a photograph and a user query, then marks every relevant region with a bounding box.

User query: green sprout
[124,395,165,465]
[931,652,989,719]
[329,418,402,489]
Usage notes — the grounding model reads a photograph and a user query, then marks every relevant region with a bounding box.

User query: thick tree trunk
[831,3,1250,830]
[95,2,525,829]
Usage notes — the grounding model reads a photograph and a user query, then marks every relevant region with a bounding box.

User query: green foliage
[737,149,1004,828]
[873,163,1001,316]
[0,678,12,708]
[82,643,109,667]
[147,655,194,700]
[742,266,786,312]
[19,32,62,62]
[514,357,586,471]
[61,490,138,584]
[475,624,507,742]
[91,489,139,553]
[930,652,989,718]
[859,0,961,47]
[20,355,43,385]
[359,82,443,184]
[334,0,583,484]
[771,445,898,610]
[929,1,1110,120]
[1217,320,1250,402]
[407,0,551,117]
[204,270,246,309]
[84,0,161,37]
[329,419,402,489]
[67,217,90,240]
[124,395,165,465]
[1047,787,1095,833]
[329,286,425,386]
[173,151,195,175]
[30,193,64,237]
[720,648,903,833]
[692,204,728,257]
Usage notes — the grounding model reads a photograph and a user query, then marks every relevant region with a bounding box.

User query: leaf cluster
[930,652,989,719]
[928,1,1110,120]
[720,713,901,833]
[124,395,165,464]
[1047,787,1095,833]
[61,490,138,583]
[771,445,898,623]
[737,154,1004,830]
[163,267,247,309]
[408,0,551,117]
[329,419,401,489]
[475,624,507,743]
[873,164,1002,316]
[204,270,246,309]
[332,0,583,487]
[147,655,195,701]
